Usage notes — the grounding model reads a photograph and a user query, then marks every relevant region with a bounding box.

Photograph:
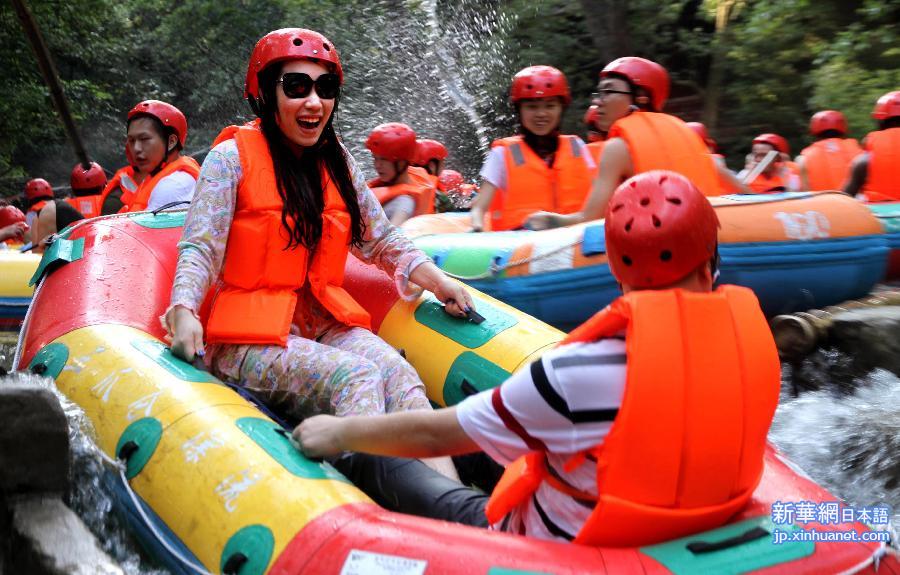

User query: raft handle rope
[151,200,191,215]
[105,450,216,575]
[438,234,585,281]
[685,526,768,554]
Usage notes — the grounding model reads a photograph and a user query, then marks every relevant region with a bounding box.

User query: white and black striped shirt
[456,338,627,541]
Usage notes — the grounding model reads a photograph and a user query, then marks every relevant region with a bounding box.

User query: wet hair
[255,63,364,250]
[127,113,182,152]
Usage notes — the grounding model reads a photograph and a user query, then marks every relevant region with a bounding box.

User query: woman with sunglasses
[165,29,471,477]
[467,66,595,232]
[523,57,728,231]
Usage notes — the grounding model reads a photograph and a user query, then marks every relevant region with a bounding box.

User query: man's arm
[843,153,869,197]
[295,407,480,459]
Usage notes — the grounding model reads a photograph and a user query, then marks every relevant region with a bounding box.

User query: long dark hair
[255,63,364,250]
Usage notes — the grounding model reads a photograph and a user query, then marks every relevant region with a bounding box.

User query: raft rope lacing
[437,235,586,281]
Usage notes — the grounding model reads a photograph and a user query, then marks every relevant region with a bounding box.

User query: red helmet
[872,91,900,121]
[414,139,448,165]
[24,178,53,201]
[605,170,719,288]
[245,28,343,102]
[600,57,669,112]
[510,66,571,105]
[584,105,599,127]
[752,133,790,155]
[438,169,464,192]
[809,110,848,136]
[686,121,717,151]
[128,100,188,148]
[70,162,107,191]
[366,123,417,162]
[0,205,26,229]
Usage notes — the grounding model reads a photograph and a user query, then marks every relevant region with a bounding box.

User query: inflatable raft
[404,192,889,329]
[867,201,900,281]
[14,211,897,575]
[0,249,40,330]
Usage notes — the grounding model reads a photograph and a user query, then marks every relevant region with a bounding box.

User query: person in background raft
[165,28,472,478]
[412,138,449,182]
[686,121,748,194]
[0,204,29,245]
[739,133,800,193]
[100,144,144,215]
[844,91,900,201]
[22,178,54,230]
[797,111,862,192]
[468,65,595,232]
[65,161,107,219]
[120,100,199,213]
[367,123,437,225]
[524,58,722,231]
[29,163,107,252]
[295,170,780,545]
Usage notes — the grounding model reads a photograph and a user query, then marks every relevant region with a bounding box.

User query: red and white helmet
[872,91,900,121]
[0,205,26,230]
[245,28,343,103]
[128,100,188,148]
[753,133,790,155]
[438,169,464,192]
[686,122,717,151]
[809,110,848,136]
[605,170,719,288]
[414,139,448,165]
[70,162,107,191]
[366,123,418,162]
[510,66,571,105]
[24,178,53,201]
[600,57,670,112]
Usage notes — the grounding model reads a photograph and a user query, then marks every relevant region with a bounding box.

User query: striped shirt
[456,338,627,541]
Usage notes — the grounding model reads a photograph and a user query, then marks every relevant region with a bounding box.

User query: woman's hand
[523,211,560,231]
[0,222,28,242]
[432,277,475,318]
[166,305,205,361]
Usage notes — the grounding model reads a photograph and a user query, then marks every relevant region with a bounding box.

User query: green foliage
[0,0,896,198]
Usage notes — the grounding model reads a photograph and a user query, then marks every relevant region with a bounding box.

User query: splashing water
[771,366,900,530]
[329,0,518,181]
[2,370,169,575]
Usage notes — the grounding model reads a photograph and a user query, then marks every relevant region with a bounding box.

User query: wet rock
[0,384,69,494]
[830,306,900,377]
[9,496,123,574]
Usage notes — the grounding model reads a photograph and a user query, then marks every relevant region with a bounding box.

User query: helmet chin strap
[150,142,176,176]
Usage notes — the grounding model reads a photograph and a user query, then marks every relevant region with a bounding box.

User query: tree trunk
[703,0,739,130]
[577,0,631,66]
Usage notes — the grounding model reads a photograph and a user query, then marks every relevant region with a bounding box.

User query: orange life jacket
[747,170,788,194]
[586,141,605,173]
[371,166,437,217]
[488,135,592,231]
[862,128,900,202]
[64,194,103,219]
[712,154,740,194]
[121,156,200,213]
[485,285,780,547]
[203,121,371,346]
[800,138,862,192]
[100,166,139,209]
[609,112,720,197]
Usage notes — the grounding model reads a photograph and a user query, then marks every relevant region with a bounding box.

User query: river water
[1,333,898,574]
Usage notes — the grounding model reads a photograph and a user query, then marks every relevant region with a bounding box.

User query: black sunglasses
[277,73,341,100]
